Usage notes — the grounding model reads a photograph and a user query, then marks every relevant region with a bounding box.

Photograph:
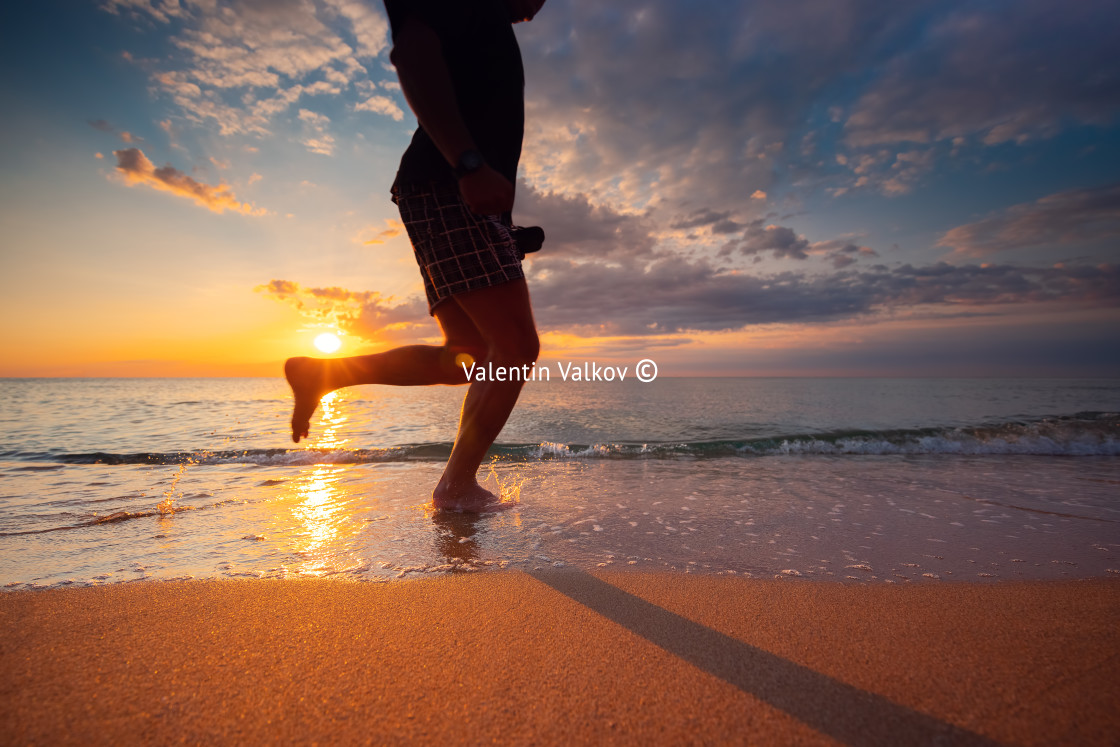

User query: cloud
[112,148,267,215]
[526,257,1120,335]
[298,108,335,156]
[687,314,1120,377]
[824,0,1120,197]
[516,0,936,220]
[826,145,942,197]
[720,220,811,261]
[261,250,1116,345]
[362,218,403,245]
[354,94,404,121]
[512,181,657,260]
[671,208,736,232]
[250,81,343,121]
[719,222,880,267]
[513,0,1119,210]
[324,0,392,58]
[105,0,1118,225]
[257,278,434,341]
[939,184,1120,257]
[841,2,1120,151]
[260,279,301,297]
[88,118,144,144]
[101,0,186,24]
[809,239,880,269]
[106,0,391,137]
[879,148,936,196]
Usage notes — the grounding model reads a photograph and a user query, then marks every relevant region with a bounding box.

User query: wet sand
[2,573,1117,745]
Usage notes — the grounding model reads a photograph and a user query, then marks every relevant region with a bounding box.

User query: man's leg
[431,278,540,510]
[285,313,486,443]
[285,279,537,511]
[286,277,535,510]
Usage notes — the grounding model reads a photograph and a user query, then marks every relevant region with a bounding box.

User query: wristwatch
[453,149,486,179]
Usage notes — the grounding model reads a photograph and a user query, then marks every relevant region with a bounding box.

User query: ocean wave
[5,412,1118,466]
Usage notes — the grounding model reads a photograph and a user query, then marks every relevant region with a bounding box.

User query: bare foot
[284,357,330,443]
[432,480,512,513]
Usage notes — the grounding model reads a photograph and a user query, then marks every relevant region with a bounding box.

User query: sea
[1,377,1118,589]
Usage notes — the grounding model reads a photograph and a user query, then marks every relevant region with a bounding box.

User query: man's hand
[458,165,515,215]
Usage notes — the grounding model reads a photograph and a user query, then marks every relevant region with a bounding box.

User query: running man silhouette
[285,0,546,513]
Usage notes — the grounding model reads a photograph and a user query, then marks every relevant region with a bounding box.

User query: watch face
[460,150,484,173]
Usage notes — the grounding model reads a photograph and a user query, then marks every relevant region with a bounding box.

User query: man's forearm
[390,17,515,215]
[390,20,476,168]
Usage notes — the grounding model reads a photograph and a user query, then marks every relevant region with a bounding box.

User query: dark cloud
[670,208,733,231]
[812,240,880,269]
[881,262,1120,306]
[939,183,1120,257]
[514,181,657,259]
[710,219,744,235]
[687,315,1120,377]
[530,256,867,334]
[719,219,810,261]
[259,256,1119,347]
[528,257,1120,335]
[717,225,880,267]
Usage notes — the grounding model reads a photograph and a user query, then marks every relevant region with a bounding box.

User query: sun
[313,332,342,354]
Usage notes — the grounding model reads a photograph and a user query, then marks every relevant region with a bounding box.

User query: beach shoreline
[3,572,1117,745]
[5,453,1119,589]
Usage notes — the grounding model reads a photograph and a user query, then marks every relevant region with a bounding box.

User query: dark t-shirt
[384,0,525,190]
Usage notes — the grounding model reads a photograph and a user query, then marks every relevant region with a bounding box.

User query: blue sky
[1,0,1118,376]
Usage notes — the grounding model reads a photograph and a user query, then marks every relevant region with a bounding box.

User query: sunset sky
[1,0,1118,377]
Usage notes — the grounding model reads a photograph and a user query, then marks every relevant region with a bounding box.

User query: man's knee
[490,329,539,368]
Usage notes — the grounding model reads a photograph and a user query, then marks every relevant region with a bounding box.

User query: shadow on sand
[529,570,1001,747]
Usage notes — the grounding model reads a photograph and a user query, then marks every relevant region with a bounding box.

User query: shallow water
[1,378,1118,588]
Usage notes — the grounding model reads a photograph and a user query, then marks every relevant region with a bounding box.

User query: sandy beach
[2,572,1117,745]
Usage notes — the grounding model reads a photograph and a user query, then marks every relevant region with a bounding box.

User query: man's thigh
[397,185,525,311]
[444,279,537,350]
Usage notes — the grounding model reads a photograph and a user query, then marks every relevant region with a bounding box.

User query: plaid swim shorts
[393,183,524,313]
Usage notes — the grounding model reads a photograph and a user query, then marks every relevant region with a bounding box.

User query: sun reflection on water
[311,390,350,449]
[288,464,363,576]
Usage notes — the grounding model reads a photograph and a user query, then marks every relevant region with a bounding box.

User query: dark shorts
[393,183,524,314]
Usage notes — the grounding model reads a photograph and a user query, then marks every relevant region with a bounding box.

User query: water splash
[157,463,188,515]
[484,458,527,506]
